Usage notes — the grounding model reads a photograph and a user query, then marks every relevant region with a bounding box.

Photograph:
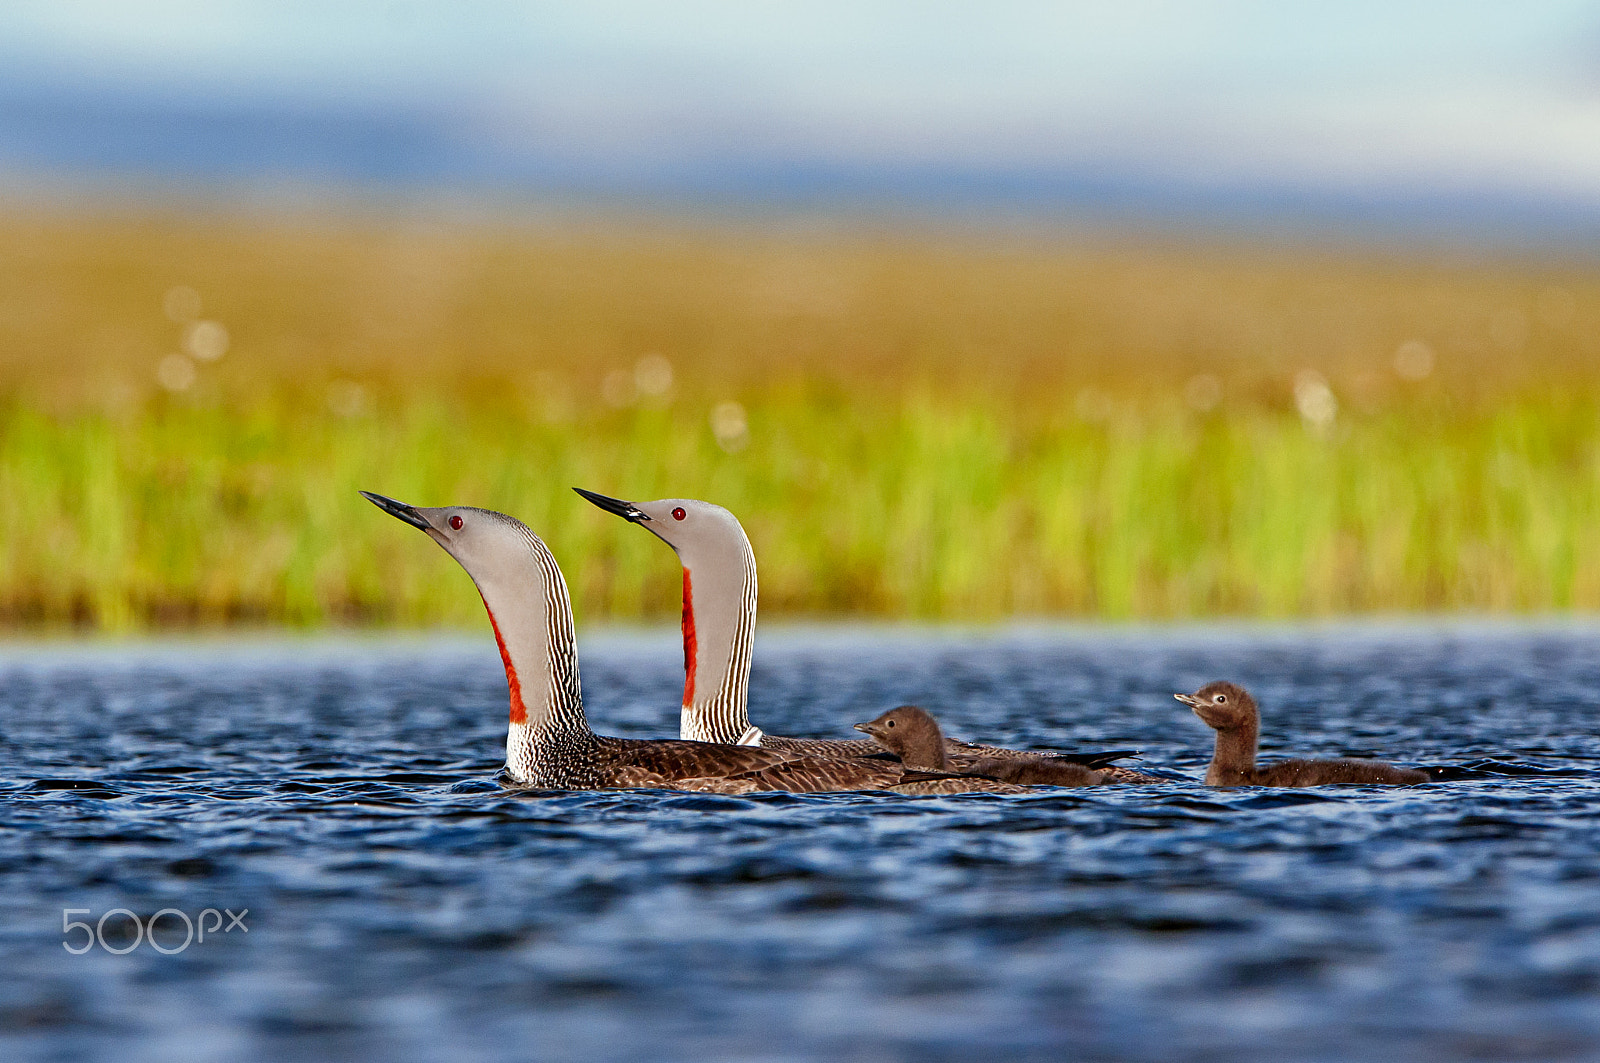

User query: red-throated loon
[362,491,1038,795]
[575,488,1160,783]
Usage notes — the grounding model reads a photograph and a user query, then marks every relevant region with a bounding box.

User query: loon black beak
[574,488,651,523]
[361,490,432,531]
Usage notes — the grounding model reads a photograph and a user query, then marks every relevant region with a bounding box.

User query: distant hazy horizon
[2,2,1599,246]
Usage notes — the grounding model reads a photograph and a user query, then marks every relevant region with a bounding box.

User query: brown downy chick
[855,706,1104,787]
[1176,681,1428,788]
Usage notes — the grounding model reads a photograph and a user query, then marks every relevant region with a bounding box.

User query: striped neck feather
[466,526,593,782]
[677,551,757,745]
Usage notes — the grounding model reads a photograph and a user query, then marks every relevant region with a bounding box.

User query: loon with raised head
[1177,681,1429,787]
[575,487,1158,782]
[362,491,1030,795]
[856,706,1103,787]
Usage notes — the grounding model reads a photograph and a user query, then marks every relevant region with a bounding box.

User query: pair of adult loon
[362,490,1429,794]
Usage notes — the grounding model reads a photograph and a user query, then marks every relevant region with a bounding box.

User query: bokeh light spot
[184,321,229,361]
[327,380,370,418]
[635,353,674,398]
[1293,370,1337,432]
[711,401,749,452]
[157,354,196,392]
[1393,339,1435,380]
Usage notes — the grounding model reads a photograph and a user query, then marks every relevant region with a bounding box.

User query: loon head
[573,489,751,574]
[361,490,589,779]
[574,487,758,744]
[1175,681,1258,732]
[855,705,947,771]
[360,490,543,601]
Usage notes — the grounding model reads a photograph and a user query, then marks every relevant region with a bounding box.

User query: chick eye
[672,507,686,521]
[1213,694,1227,703]
[449,515,464,530]
[886,719,895,728]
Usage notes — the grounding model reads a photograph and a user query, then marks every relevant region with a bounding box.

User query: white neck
[466,526,595,784]
[678,541,758,745]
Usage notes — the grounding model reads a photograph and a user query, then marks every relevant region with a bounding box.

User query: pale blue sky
[2,2,1597,228]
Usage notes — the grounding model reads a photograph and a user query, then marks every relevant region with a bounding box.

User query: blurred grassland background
[2,206,1599,631]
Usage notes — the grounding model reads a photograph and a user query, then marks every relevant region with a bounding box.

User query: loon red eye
[672,507,686,521]
[449,514,464,530]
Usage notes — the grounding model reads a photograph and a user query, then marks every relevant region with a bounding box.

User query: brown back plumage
[1251,758,1430,787]
[961,756,1103,787]
[856,706,1109,788]
[590,735,1027,794]
[757,734,1165,784]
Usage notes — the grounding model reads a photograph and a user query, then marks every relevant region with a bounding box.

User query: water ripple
[0,626,1597,1062]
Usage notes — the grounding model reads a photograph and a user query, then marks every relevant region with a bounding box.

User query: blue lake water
[1,624,1597,1063]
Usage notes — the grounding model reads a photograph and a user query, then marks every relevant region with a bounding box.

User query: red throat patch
[482,600,527,725]
[681,567,697,707]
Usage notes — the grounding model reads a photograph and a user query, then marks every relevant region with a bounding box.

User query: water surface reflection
[1,625,1597,1062]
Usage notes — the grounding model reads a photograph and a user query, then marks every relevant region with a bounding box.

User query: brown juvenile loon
[1177,681,1428,787]
[362,491,1029,795]
[574,488,1154,781]
[856,706,1107,788]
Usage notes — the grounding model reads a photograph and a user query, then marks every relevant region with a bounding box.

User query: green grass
[1,207,1598,629]
[5,387,1600,630]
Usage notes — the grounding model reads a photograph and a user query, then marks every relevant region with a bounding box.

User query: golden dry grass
[2,205,1598,629]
